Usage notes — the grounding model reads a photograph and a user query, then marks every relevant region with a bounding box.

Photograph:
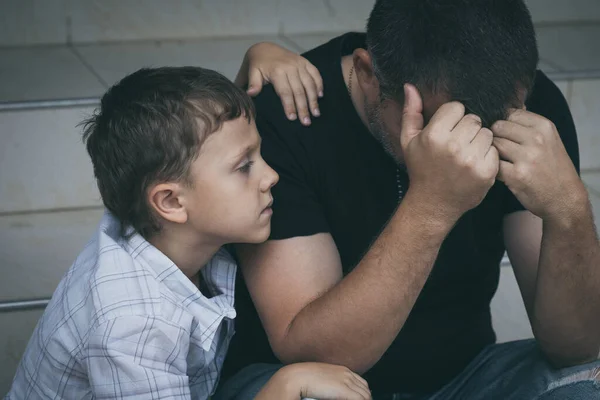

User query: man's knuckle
[449,101,466,113]
[532,132,545,146]
[515,164,529,181]
[540,118,556,133]
[447,140,461,156]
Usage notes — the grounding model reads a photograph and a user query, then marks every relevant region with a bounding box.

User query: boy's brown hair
[82,67,255,238]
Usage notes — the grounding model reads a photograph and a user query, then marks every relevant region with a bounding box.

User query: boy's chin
[243,225,271,244]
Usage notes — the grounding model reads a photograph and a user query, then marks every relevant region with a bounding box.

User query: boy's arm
[235,42,323,126]
[255,362,371,400]
[85,316,196,399]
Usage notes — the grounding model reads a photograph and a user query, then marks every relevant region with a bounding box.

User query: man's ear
[148,182,188,224]
[354,48,380,102]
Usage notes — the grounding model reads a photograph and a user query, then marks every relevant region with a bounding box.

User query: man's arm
[239,86,499,373]
[504,201,600,368]
[494,99,600,367]
[238,195,455,373]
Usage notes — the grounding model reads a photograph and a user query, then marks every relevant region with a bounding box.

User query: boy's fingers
[306,63,324,98]
[271,72,297,120]
[287,71,311,126]
[246,68,264,96]
[299,68,320,118]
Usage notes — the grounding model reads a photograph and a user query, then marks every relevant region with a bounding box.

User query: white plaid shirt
[7,211,237,399]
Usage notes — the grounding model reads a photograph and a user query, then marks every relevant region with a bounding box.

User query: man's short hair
[82,67,255,238]
[366,0,538,126]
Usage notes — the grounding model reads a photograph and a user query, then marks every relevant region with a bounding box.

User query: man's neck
[341,54,369,129]
[148,227,221,281]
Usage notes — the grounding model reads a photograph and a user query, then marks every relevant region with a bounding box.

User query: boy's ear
[148,182,188,224]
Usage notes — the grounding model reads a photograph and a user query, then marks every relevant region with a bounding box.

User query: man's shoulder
[526,70,569,116]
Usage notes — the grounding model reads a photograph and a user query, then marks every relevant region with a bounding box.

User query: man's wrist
[544,183,591,229]
[401,189,461,234]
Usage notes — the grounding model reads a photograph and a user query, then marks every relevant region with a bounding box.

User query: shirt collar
[100,211,237,320]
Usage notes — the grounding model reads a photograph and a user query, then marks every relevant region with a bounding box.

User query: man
[217,0,600,399]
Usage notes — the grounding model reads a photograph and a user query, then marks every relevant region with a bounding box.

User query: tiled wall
[1,0,599,46]
[0,0,374,46]
[0,0,599,395]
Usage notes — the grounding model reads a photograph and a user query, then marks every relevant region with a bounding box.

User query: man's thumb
[246,69,264,96]
[400,83,424,148]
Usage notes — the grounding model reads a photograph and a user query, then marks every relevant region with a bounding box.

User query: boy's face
[181,116,279,244]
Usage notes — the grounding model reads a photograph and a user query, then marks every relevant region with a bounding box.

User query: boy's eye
[238,160,254,174]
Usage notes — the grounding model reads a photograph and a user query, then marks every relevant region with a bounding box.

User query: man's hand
[492,109,586,220]
[401,84,499,220]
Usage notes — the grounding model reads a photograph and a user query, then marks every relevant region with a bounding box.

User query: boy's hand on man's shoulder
[241,42,324,126]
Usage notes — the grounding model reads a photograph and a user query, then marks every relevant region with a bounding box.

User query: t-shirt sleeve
[256,100,330,239]
[503,71,580,215]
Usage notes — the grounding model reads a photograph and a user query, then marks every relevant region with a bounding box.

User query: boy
[7,67,370,399]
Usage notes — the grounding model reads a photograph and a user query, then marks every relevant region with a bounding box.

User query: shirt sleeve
[256,102,330,239]
[503,71,581,215]
[86,316,192,399]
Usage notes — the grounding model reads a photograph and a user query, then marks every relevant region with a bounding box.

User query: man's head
[83,67,278,244]
[355,0,538,159]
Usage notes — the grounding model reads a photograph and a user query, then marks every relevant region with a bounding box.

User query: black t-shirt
[222,33,580,394]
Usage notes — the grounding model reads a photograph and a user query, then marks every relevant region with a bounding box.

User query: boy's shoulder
[39,212,166,333]
[67,212,237,325]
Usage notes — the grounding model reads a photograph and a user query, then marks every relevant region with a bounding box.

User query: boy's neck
[148,227,221,281]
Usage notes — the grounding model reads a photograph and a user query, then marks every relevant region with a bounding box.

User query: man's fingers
[287,71,311,126]
[428,101,465,132]
[496,160,515,183]
[470,128,493,154]
[272,72,298,121]
[299,68,320,118]
[506,108,539,128]
[246,68,264,96]
[491,120,529,144]
[453,114,482,144]
[400,83,424,149]
[493,137,524,163]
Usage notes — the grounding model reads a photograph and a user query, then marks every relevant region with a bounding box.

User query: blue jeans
[213,340,600,400]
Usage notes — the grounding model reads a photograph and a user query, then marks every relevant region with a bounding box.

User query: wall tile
[279,0,371,36]
[552,80,570,104]
[75,36,290,87]
[571,79,600,170]
[526,0,600,23]
[0,107,101,213]
[537,25,600,73]
[0,46,105,102]
[68,0,280,44]
[491,267,534,343]
[0,0,67,46]
[0,309,45,395]
[0,208,103,301]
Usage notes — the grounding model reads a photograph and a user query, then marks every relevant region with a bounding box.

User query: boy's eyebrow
[230,137,262,164]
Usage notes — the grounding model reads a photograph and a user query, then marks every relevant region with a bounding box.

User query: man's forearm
[278,191,457,373]
[534,192,600,367]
